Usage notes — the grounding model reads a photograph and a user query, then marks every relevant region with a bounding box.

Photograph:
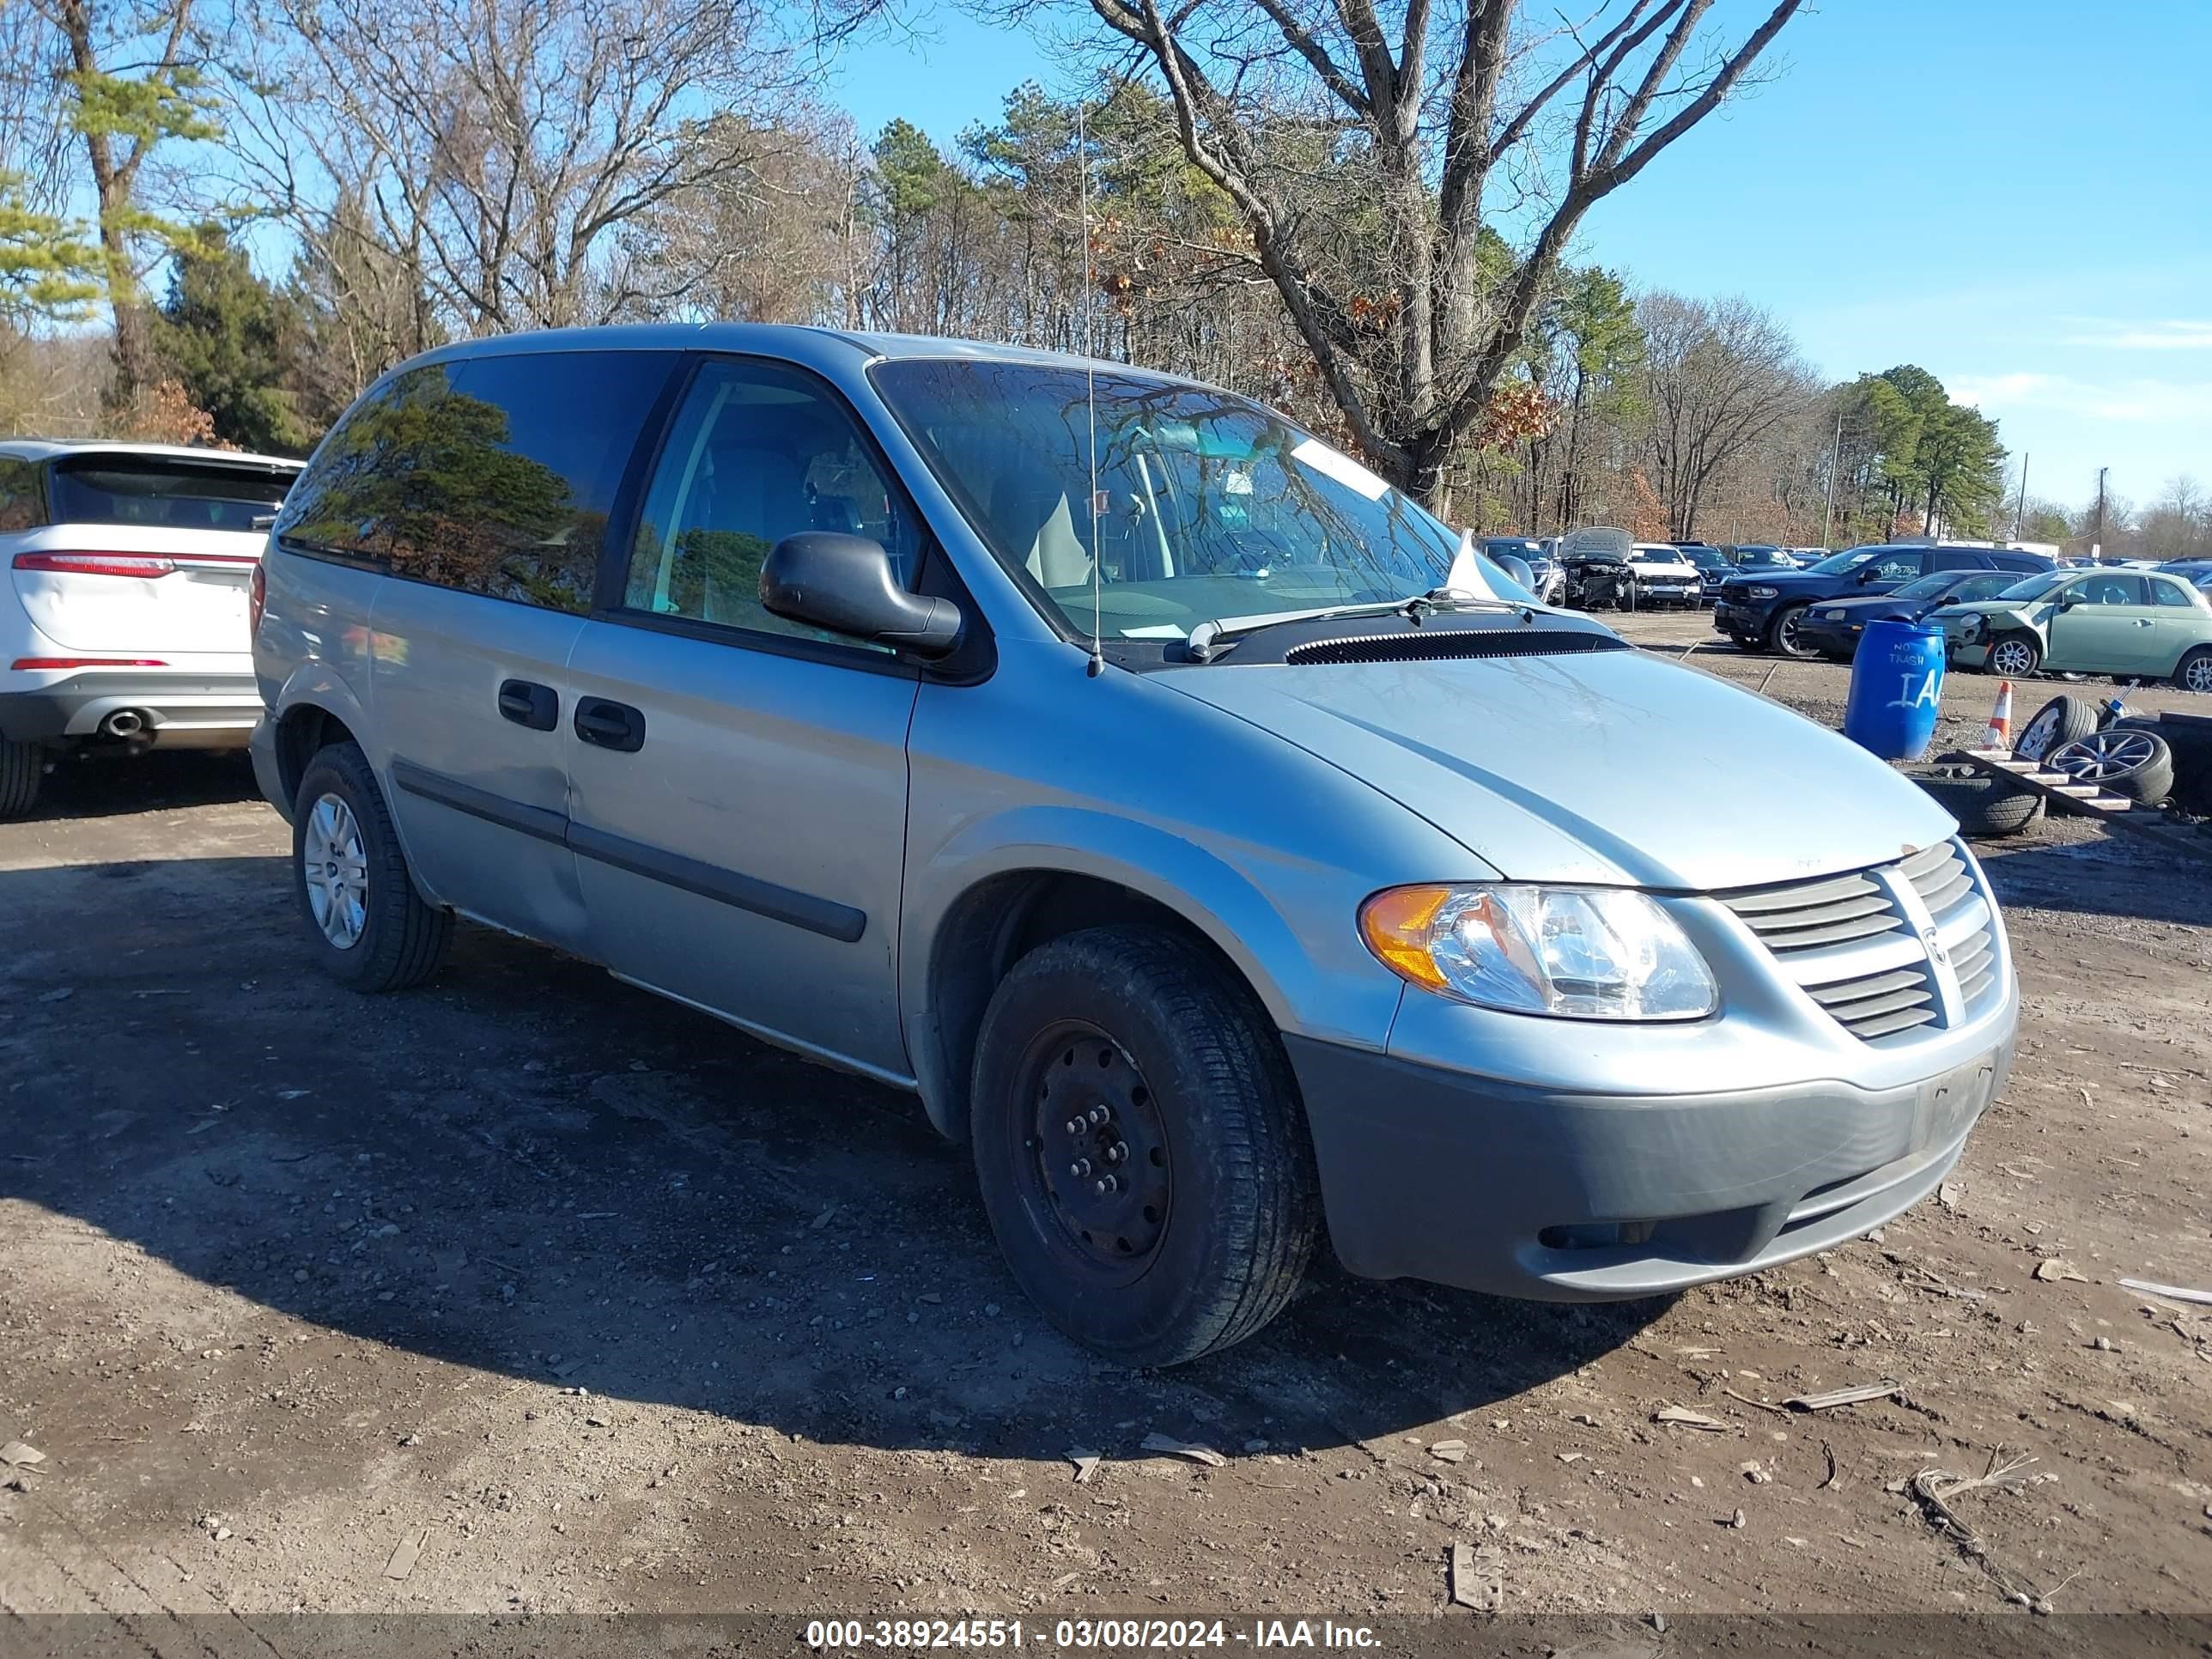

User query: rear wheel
[970,925,1319,1366]
[0,738,40,820]
[1986,632,2042,678]
[2175,646,2212,695]
[292,741,451,991]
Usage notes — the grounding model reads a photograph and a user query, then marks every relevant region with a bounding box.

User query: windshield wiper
[1183,593,1513,662]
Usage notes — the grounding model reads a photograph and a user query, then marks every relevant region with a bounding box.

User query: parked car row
[1712,543,2054,657]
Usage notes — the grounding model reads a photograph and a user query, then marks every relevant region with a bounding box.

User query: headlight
[1359,884,1717,1020]
[1823,610,1845,621]
[1959,614,1984,640]
[1747,585,1779,599]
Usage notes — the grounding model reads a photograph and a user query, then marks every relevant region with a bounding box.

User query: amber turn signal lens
[1358,884,1454,994]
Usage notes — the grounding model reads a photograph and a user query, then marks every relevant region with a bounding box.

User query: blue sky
[821,0,2212,516]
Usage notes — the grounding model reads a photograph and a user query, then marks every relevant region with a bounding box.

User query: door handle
[574,696,646,752]
[497,678,559,731]
[2133,618,2154,627]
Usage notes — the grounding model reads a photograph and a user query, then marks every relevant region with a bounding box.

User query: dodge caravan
[250,326,2018,1364]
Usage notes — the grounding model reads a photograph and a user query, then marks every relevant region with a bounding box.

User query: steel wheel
[2047,728,2160,784]
[301,791,369,949]
[1017,1020,1171,1282]
[1989,636,2039,677]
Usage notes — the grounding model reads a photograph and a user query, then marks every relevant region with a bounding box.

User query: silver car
[250,325,2018,1364]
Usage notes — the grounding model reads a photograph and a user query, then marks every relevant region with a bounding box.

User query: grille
[1903,840,1999,1009]
[1720,837,1999,1043]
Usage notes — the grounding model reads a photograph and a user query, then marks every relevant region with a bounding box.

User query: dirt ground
[3,636,2210,1649]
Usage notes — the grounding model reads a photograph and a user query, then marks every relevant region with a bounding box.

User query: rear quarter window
[46,454,293,532]
[276,351,672,615]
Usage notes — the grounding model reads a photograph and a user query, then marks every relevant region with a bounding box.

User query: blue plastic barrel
[1843,620,1946,761]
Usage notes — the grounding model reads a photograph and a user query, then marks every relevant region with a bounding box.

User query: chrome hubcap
[302,793,368,949]
[2048,729,2155,783]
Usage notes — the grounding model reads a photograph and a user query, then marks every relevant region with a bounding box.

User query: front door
[2044,571,2160,673]
[564,355,925,1081]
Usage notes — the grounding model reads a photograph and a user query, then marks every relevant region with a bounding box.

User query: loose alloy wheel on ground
[2045,728,2175,805]
[2014,695,2098,763]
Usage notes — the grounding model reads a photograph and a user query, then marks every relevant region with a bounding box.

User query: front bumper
[0,668,263,749]
[1285,1014,2014,1302]
[1711,597,1779,638]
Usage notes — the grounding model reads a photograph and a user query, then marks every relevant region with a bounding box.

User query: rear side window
[46,454,293,532]
[2149,577,2197,607]
[277,351,671,615]
[0,456,42,532]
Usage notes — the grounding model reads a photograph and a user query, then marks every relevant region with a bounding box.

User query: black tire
[291,740,451,991]
[1766,602,1817,659]
[970,924,1320,1366]
[1984,631,2042,678]
[2175,645,2212,696]
[2014,694,2098,763]
[0,737,40,819]
[2047,729,2176,805]
[1912,769,2045,837]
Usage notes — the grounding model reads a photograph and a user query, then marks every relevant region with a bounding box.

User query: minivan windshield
[871,360,1500,639]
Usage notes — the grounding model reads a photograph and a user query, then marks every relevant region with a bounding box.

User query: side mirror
[760,532,963,658]
[1856,566,1885,583]
[1495,554,1534,592]
[2055,591,2080,610]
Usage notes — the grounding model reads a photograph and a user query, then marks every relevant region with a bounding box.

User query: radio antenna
[1079,98,1105,678]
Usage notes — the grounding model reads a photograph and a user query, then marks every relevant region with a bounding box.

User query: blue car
[1794,569,2026,661]
[1713,544,2054,658]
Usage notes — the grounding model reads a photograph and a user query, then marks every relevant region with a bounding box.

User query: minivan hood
[1158,649,1953,890]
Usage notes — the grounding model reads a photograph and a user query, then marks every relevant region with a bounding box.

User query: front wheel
[292,741,452,992]
[1767,602,1817,658]
[970,925,1319,1366]
[1986,633,2042,678]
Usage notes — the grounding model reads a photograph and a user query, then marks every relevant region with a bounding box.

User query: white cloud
[1951,371,2212,424]
[2058,319,2212,351]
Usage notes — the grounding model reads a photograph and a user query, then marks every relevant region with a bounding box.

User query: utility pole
[2093,466,2107,562]
[1820,404,1844,549]
[2012,453,2028,541]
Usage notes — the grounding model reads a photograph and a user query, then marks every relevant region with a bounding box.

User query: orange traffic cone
[1981,679,2014,750]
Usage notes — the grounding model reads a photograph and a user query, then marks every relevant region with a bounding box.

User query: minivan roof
[401,322,1203,386]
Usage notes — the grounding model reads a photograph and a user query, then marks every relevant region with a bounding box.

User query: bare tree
[1073,0,1802,509]
[1638,291,1812,538]
[222,0,800,338]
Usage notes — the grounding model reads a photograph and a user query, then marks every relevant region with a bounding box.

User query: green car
[1928,567,2212,690]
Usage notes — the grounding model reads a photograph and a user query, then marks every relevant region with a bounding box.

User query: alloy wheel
[1990,638,2038,676]
[2185,655,2212,694]
[2047,728,2159,785]
[2015,706,2063,761]
[302,792,369,950]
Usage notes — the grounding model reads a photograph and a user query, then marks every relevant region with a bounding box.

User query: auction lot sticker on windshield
[1291,436,1389,501]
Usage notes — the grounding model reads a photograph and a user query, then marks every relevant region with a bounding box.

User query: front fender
[901,804,1409,1137]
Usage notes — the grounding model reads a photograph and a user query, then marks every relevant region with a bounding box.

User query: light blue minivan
[251,325,2018,1364]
